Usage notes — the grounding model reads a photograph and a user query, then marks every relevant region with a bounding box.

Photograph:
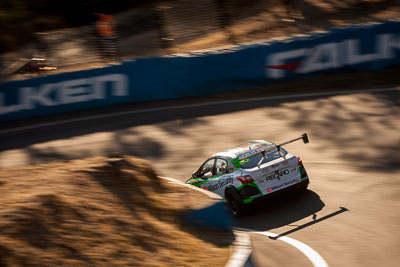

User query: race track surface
[0,87,399,267]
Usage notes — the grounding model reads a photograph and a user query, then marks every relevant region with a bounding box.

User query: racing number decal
[239,158,250,165]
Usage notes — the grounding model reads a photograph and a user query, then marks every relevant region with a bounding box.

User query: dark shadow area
[178,221,235,248]
[269,206,349,239]
[235,190,326,231]
[15,132,166,166]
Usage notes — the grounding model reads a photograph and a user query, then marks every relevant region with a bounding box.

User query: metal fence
[34,0,271,68]
[152,0,270,48]
[1,0,392,80]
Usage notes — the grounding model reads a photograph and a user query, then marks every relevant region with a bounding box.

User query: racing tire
[226,189,245,217]
[297,182,309,195]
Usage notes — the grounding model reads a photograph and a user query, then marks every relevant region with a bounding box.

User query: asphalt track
[0,87,399,267]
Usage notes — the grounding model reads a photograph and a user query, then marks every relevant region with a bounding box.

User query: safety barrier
[1,20,399,122]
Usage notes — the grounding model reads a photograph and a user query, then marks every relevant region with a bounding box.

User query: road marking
[159,176,252,267]
[236,227,329,267]
[1,87,398,135]
[160,176,329,267]
[224,232,252,267]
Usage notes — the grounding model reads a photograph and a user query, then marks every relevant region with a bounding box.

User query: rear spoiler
[237,133,310,162]
[276,133,309,150]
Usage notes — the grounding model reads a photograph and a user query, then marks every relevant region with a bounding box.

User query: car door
[202,158,235,196]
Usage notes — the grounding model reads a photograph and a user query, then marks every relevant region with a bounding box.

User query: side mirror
[302,133,309,144]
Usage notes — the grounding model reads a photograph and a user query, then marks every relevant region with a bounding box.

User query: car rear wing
[277,133,309,149]
[237,133,309,162]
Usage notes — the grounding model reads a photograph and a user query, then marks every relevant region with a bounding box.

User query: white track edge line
[159,176,251,267]
[224,232,252,267]
[1,86,398,135]
[235,227,329,267]
[159,176,329,267]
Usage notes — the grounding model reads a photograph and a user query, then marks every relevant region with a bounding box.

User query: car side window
[227,161,236,173]
[215,158,228,176]
[198,158,215,179]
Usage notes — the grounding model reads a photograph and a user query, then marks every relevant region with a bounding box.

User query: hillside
[0,155,232,266]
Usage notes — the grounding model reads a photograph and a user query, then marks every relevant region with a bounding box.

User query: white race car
[186,134,310,216]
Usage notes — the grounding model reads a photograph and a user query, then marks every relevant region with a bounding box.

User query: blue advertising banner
[1,20,399,121]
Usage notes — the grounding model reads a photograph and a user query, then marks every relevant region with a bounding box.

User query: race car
[186,133,310,216]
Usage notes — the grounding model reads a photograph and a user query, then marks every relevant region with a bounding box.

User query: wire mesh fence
[33,0,272,68]
[152,0,271,49]
[1,0,396,80]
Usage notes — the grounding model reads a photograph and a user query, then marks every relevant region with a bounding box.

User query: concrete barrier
[1,20,399,122]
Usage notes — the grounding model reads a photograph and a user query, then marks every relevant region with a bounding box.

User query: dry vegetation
[0,156,232,266]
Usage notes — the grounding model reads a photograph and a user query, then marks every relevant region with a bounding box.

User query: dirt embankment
[0,156,231,266]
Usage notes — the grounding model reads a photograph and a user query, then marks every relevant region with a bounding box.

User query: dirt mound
[0,156,231,266]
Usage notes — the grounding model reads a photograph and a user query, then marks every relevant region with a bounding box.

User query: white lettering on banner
[345,39,380,65]
[298,43,340,73]
[267,48,307,79]
[94,74,128,98]
[0,74,129,115]
[377,33,400,59]
[0,93,25,114]
[59,78,91,104]
[266,33,400,78]
[21,85,57,109]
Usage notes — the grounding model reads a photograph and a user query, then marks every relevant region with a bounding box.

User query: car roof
[212,140,275,159]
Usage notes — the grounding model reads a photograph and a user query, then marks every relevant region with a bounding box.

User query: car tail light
[297,156,303,165]
[237,175,254,184]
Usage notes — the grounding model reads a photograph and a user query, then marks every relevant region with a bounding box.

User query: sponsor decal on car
[261,166,270,173]
[269,178,300,192]
[237,145,271,160]
[265,169,290,182]
[207,178,234,192]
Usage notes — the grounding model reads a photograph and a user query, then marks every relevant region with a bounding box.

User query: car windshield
[238,148,287,169]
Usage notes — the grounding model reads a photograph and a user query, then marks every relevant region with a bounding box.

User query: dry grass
[0,156,231,266]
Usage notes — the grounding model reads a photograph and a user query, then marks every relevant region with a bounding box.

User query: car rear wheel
[296,181,309,194]
[226,190,244,217]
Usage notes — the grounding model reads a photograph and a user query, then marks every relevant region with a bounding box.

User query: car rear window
[239,148,287,169]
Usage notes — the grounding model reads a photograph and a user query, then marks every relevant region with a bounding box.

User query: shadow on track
[269,206,349,240]
[235,190,326,231]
